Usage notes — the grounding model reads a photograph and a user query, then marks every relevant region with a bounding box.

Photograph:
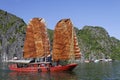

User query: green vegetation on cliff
[0,9,120,61]
[0,9,26,61]
[77,26,120,60]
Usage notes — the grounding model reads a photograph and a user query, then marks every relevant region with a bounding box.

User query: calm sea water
[0,61,120,80]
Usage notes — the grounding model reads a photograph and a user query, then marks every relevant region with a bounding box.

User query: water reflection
[74,62,120,80]
[8,71,77,80]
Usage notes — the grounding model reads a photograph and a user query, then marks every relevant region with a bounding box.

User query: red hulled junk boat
[8,18,81,72]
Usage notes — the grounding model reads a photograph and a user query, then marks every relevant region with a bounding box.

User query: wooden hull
[8,63,77,72]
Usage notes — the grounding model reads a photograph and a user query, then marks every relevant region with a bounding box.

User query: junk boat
[8,18,81,72]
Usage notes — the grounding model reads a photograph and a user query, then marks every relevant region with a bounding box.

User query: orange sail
[74,32,81,59]
[23,18,50,58]
[52,19,81,61]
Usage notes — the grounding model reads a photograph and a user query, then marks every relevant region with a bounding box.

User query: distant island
[0,9,120,62]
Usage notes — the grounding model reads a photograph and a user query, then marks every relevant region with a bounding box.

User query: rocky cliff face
[0,10,26,61]
[77,26,120,60]
[0,9,120,62]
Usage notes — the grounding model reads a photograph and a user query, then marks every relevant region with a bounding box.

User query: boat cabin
[8,59,52,68]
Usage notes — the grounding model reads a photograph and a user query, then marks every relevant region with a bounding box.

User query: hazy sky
[0,0,120,39]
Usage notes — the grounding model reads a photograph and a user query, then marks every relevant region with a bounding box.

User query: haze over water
[0,61,120,80]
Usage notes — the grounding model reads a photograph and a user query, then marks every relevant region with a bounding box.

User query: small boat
[94,59,100,63]
[8,18,81,72]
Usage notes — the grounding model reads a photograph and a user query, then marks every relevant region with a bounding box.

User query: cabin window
[17,63,28,68]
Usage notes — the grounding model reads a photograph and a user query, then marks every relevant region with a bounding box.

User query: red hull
[9,63,77,72]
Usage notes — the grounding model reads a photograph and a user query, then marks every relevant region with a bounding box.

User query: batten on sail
[52,19,81,61]
[23,18,50,58]
[73,32,81,59]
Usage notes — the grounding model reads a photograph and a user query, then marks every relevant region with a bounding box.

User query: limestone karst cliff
[0,9,120,62]
[0,9,26,61]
